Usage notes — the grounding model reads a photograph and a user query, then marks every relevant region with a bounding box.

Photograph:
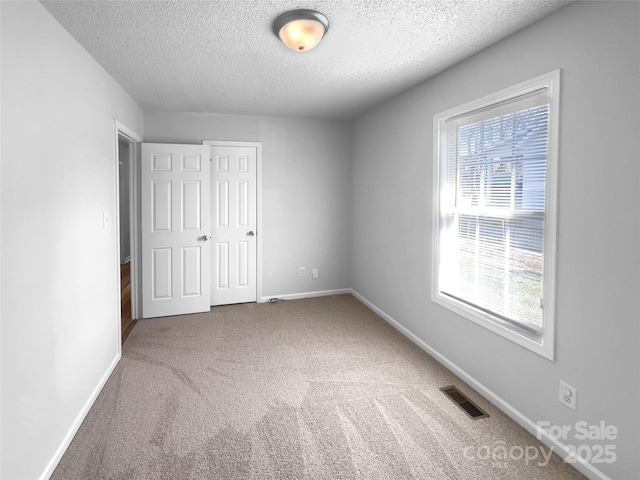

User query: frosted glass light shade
[279,19,324,51]
[273,10,329,52]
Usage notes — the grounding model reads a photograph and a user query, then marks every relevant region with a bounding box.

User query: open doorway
[118,137,135,342]
[115,121,143,344]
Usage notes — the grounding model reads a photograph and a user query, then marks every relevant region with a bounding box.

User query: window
[432,71,560,359]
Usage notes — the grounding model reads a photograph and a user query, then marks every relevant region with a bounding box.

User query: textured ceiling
[40,0,570,119]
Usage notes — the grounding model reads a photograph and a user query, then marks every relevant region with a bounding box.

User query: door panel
[152,248,172,300]
[141,143,211,318]
[210,145,257,305]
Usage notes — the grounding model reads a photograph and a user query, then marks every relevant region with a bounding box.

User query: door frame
[203,140,263,304]
[115,121,143,330]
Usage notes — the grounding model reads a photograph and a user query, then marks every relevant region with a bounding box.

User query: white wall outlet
[559,381,578,411]
[103,212,111,229]
[312,268,319,279]
[299,267,306,277]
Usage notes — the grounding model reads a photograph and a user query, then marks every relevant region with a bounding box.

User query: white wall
[0,2,143,479]
[144,112,352,299]
[350,2,639,479]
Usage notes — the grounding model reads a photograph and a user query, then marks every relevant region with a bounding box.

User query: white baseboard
[259,288,351,303]
[40,352,121,480]
[350,289,610,480]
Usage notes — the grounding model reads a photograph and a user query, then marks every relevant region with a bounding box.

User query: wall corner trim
[350,289,612,480]
[40,352,121,480]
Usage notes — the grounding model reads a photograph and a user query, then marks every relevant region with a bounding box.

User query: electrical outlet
[312,268,319,279]
[559,381,578,411]
[300,267,306,277]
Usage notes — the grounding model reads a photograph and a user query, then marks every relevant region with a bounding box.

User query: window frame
[431,70,560,360]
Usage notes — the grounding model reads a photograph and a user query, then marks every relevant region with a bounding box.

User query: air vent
[440,385,490,420]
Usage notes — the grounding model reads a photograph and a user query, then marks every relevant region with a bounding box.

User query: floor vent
[440,385,490,420]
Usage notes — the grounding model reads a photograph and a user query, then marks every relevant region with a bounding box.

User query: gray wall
[1,2,143,478]
[350,2,639,478]
[144,112,352,299]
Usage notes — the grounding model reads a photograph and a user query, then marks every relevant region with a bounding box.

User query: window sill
[432,291,554,360]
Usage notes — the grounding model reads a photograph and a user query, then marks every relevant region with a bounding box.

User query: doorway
[118,137,135,342]
[116,121,143,343]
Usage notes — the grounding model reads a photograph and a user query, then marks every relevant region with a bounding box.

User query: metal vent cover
[440,385,490,420]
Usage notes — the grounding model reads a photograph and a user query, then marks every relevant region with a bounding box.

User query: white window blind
[439,88,550,334]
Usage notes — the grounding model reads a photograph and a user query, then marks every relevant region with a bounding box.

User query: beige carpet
[53,295,584,479]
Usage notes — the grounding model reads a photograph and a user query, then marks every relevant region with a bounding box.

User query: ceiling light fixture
[273,9,329,52]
